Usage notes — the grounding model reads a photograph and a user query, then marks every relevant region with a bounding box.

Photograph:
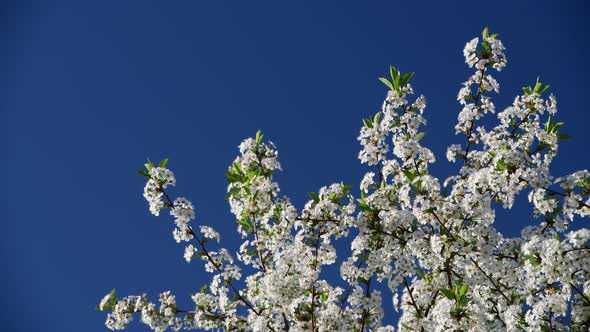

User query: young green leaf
[424,207,437,213]
[522,86,533,95]
[144,159,154,171]
[238,219,250,229]
[416,269,426,279]
[552,121,564,133]
[373,112,382,124]
[137,170,150,177]
[393,69,401,88]
[539,84,550,94]
[357,198,371,212]
[378,77,394,90]
[357,277,369,285]
[534,77,542,93]
[400,72,414,86]
[482,27,489,40]
[255,130,263,145]
[389,65,398,82]
[459,284,468,298]
[545,116,554,134]
[308,192,320,203]
[440,288,455,301]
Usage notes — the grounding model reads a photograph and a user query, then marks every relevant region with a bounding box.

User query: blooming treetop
[98,28,590,331]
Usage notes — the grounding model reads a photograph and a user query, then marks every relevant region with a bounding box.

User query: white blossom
[100,29,590,332]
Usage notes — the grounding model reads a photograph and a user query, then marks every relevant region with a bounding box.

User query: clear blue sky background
[1,1,589,331]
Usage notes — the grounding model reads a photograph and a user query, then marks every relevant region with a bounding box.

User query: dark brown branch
[339,256,366,314]
[310,228,322,332]
[469,257,512,304]
[431,211,456,241]
[250,212,268,273]
[403,277,423,319]
[159,186,272,327]
[570,282,590,306]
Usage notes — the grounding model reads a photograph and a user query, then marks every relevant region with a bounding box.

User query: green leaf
[378,77,394,90]
[461,297,471,306]
[225,186,240,200]
[557,134,571,141]
[144,159,154,171]
[534,77,542,93]
[523,254,541,266]
[237,219,251,230]
[440,288,455,300]
[233,162,244,175]
[357,277,369,285]
[459,284,468,298]
[482,27,489,40]
[424,207,437,213]
[539,84,550,94]
[340,182,351,196]
[402,169,417,182]
[308,192,320,203]
[255,130,263,145]
[243,186,251,198]
[357,198,371,212]
[389,65,398,82]
[416,132,426,141]
[400,72,415,86]
[545,116,554,134]
[137,170,150,177]
[200,285,207,294]
[363,118,373,128]
[496,158,508,171]
[394,70,401,89]
[373,112,382,124]
[227,174,239,183]
[158,158,169,168]
[416,269,426,279]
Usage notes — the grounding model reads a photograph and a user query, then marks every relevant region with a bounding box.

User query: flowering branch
[98,28,590,332]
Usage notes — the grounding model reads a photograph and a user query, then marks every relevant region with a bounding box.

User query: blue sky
[1,1,589,331]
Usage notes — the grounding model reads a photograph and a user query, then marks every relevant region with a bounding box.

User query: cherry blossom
[99,28,590,331]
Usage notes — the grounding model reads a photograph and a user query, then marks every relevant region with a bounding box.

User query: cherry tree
[98,28,590,331]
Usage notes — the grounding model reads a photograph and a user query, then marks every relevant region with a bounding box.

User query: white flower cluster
[171,197,195,243]
[143,167,176,216]
[463,34,506,71]
[100,29,590,331]
[101,291,186,332]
